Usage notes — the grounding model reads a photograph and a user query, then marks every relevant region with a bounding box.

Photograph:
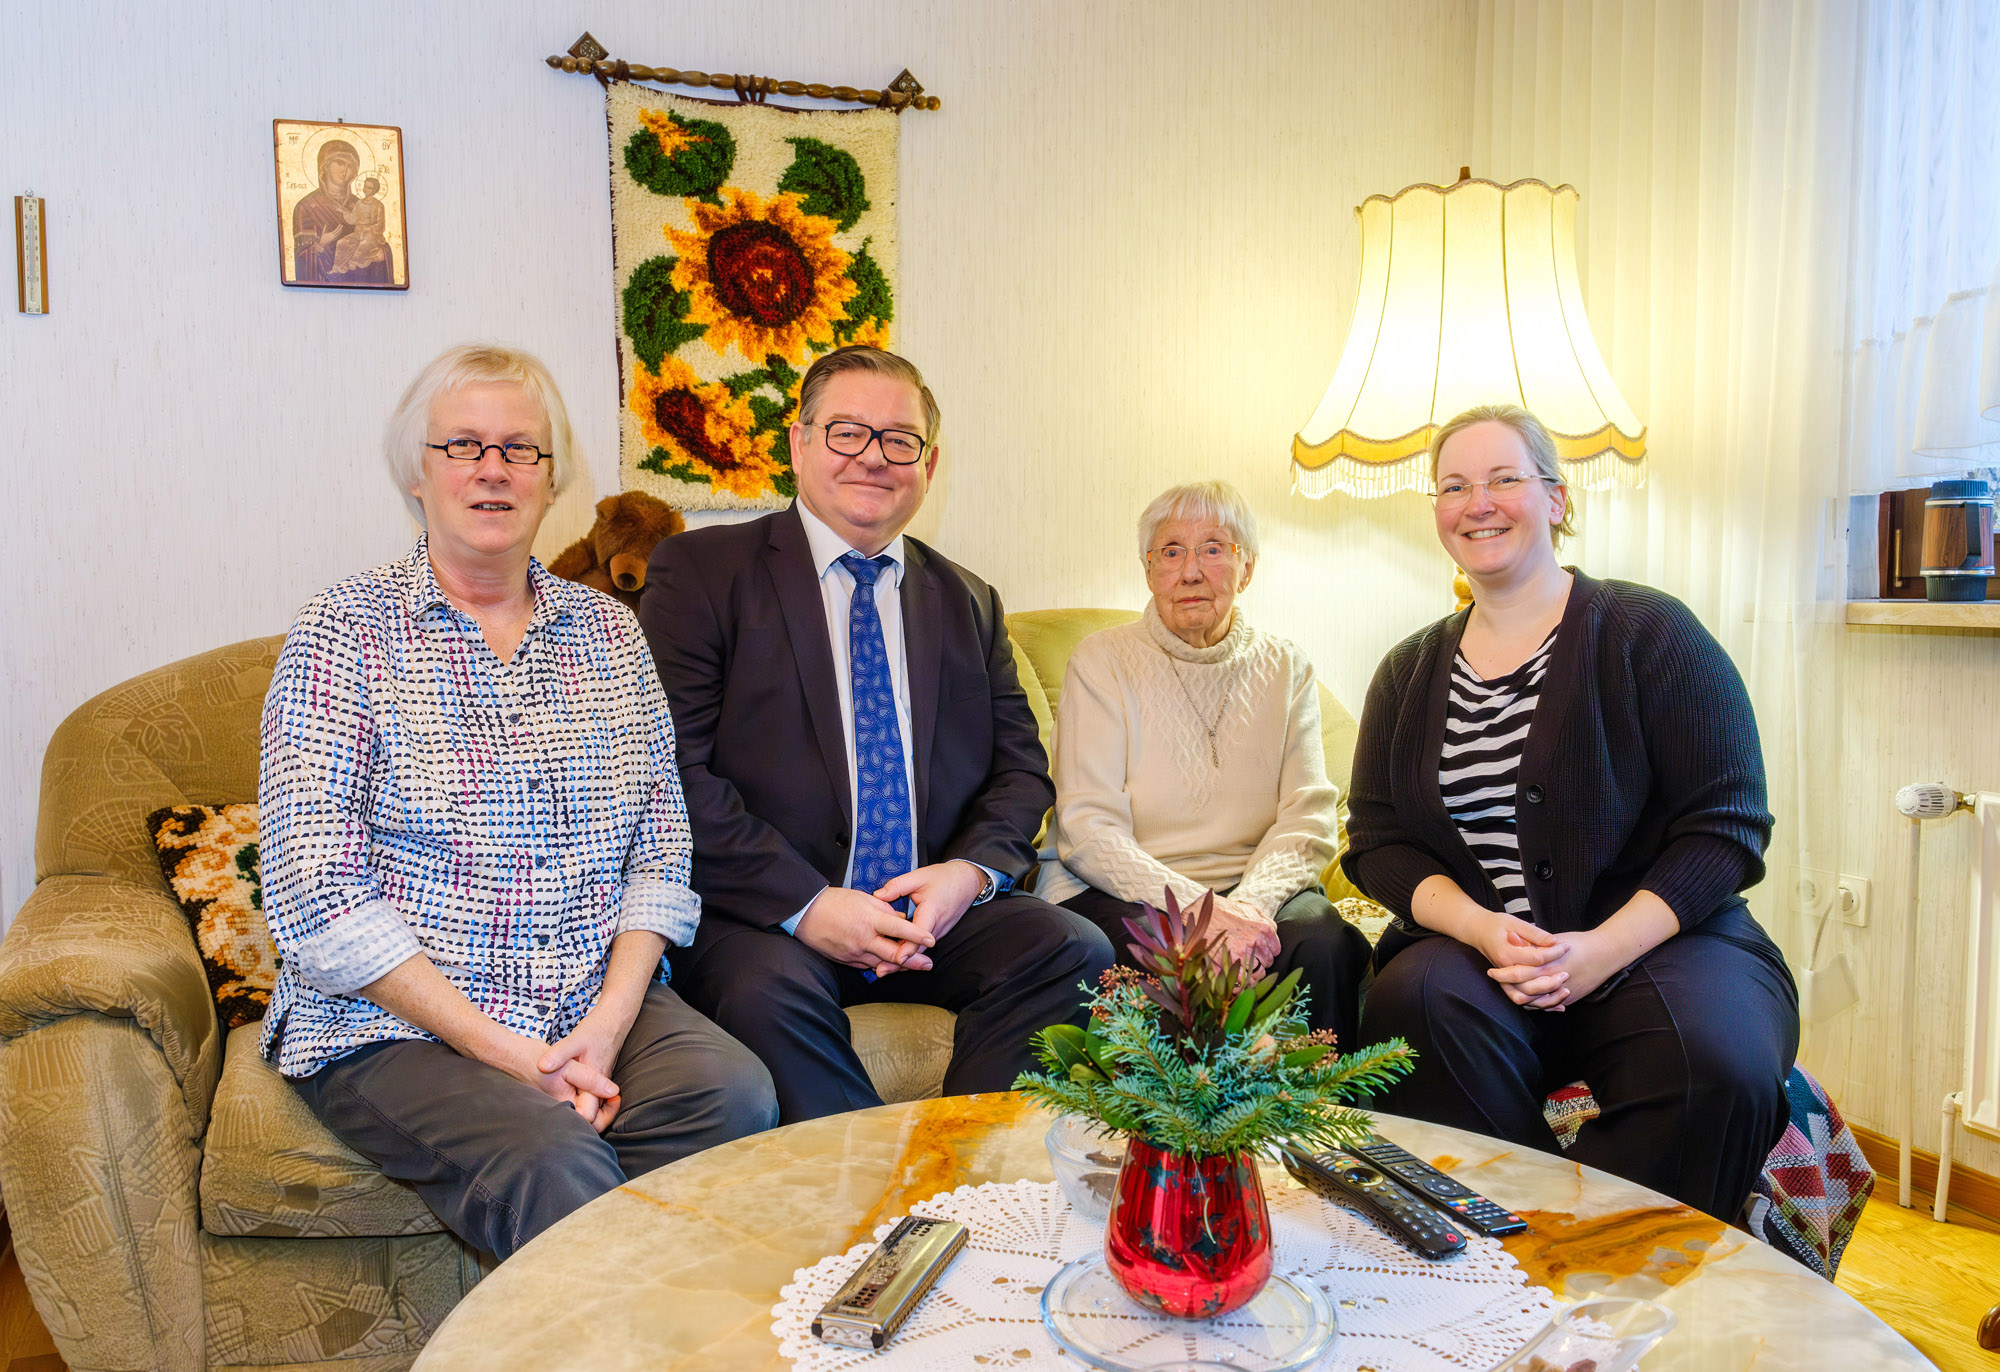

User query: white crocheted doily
[772,1177,1558,1371]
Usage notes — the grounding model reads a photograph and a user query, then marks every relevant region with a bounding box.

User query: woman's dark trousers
[1358,928,1798,1221]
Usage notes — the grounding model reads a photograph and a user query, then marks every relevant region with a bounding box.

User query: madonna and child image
[272,119,408,290]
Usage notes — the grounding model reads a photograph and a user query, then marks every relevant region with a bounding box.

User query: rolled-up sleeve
[615,625,702,949]
[258,605,421,996]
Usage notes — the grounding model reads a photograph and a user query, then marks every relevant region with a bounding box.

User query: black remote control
[1284,1150,1468,1259]
[1350,1134,1528,1236]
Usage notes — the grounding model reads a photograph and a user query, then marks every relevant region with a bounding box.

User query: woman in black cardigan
[1346,404,1798,1222]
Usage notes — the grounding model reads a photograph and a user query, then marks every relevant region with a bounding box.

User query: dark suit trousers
[1059,885,1373,1053]
[1358,929,1798,1221]
[290,983,778,1260]
[677,893,1115,1123]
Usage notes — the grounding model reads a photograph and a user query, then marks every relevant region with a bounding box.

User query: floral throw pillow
[147,803,278,1029]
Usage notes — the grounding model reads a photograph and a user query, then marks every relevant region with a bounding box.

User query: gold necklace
[1167,656,1235,768]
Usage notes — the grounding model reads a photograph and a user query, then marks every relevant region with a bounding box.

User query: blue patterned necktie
[840,553,914,902]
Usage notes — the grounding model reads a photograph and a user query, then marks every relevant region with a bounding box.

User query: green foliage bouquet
[1015,891,1414,1159]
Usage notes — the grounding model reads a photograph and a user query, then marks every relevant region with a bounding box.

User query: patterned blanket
[1544,1068,1873,1279]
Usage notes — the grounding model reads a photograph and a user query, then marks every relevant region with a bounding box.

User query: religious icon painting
[272,120,408,290]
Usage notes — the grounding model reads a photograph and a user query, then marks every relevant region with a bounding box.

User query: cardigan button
[1533,860,1554,881]
[1525,784,1545,804]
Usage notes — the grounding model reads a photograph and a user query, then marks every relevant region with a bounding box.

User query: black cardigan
[1343,571,1775,959]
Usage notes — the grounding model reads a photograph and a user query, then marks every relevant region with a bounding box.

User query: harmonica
[812,1214,968,1349]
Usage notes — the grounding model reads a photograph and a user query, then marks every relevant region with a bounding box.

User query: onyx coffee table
[412,1094,1929,1371]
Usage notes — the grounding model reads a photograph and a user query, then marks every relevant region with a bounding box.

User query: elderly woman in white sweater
[1042,481,1372,1045]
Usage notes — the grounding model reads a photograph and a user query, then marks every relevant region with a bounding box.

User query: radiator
[1963,793,2000,1141]
[1934,792,2000,1220]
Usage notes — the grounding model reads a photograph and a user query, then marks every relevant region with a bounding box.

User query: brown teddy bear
[548,490,686,612]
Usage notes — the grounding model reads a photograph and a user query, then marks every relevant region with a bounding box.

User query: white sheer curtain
[1472,0,1864,963]
[1845,0,2000,487]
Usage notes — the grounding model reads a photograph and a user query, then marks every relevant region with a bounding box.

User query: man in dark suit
[639,345,1115,1122]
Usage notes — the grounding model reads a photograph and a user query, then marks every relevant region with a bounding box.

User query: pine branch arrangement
[1015,889,1414,1159]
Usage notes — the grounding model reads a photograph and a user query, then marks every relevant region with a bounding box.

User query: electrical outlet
[1793,868,1838,923]
[1836,875,1870,927]
[1793,869,1869,928]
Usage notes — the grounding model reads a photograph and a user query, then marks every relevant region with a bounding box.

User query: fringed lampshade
[1292,173,1646,498]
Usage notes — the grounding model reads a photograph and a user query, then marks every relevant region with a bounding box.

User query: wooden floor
[1838,1193,2000,1371]
[0,1197,1995,1369]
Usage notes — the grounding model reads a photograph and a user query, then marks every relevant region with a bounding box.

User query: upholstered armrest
[0,874,222,1133]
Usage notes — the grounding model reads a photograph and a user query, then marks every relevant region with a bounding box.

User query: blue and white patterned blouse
[257,536,700,1078]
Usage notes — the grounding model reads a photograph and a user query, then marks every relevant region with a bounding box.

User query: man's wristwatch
[964,862,998,905]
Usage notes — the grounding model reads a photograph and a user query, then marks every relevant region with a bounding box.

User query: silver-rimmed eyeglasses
[1430,472,1551,509]
[815,421,929,464]
[426,440,550,466]
[1145,540,1242,572]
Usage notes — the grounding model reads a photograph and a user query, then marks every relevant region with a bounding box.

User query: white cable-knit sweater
[1040,604,1339,917]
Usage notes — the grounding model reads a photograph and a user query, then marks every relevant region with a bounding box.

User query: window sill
[1845,600,2000,630]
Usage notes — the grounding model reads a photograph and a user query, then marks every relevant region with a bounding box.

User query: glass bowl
[1490,1296,1677,1372]
[1042,1256,1337,1372]
[1045,1115,1127,1222]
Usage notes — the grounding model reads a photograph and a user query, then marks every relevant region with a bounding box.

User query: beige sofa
[0,609,1360,1371]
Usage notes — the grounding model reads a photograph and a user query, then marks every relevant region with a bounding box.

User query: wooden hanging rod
[545,36,940,112]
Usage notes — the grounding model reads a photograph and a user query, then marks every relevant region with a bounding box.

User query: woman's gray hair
[383,344,577,526]
[1429,403,1575,545]
[1136,480,1261,561]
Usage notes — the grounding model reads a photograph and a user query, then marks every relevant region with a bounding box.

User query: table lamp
[1291,170,1646,605]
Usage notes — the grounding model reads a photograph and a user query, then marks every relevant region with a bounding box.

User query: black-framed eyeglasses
[814,421,929,464]
[1430,473,1550,509]
[426,440,550,466]
[1145,540,1242,571]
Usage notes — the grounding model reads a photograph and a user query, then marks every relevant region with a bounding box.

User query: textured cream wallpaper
[1804,627,2000,1181]
[0,0,1477,927]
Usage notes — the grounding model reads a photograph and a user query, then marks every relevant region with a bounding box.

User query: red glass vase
[1103,1135,1273,1318]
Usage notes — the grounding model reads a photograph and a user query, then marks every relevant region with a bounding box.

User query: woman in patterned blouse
[258,344,777,1260]
[1344,404,1797,1222]
[1040,481,1373,1048]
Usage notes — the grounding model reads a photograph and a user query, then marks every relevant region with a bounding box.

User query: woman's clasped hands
[533,1014,628,1131]
[1478,915,1628,1010]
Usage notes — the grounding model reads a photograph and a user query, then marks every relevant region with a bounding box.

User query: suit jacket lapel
[900,540,943,836]
[767,507,852,826]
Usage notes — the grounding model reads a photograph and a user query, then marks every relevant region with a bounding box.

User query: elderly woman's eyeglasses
[1145,540,1241,571]
[426,440,550,466]
[815,422,929,464]
[1430,473,1550,509]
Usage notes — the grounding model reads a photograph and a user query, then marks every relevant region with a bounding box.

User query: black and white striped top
[1439,634,1556,919]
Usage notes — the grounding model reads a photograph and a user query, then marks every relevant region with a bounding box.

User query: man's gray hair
[383,344,577,526]
[1136,480,1261,561]
[795,345,942,446]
